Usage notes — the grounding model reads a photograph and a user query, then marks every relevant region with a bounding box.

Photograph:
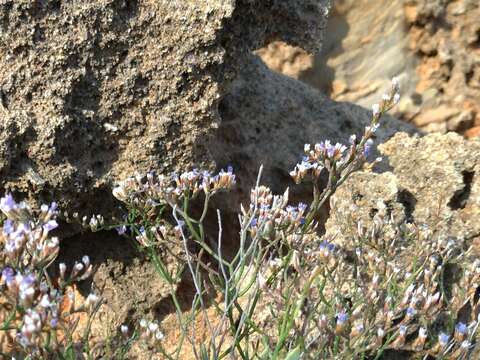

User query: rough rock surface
[325,132,480,247]
[258,0,480,138]
[405,0,480,135]
[0,0,330,221]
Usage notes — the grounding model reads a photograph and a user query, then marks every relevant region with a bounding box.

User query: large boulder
[211,54,416,202]
[0,0,330,221]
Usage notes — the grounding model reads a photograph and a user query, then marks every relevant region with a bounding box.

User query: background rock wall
[258,0,480,138]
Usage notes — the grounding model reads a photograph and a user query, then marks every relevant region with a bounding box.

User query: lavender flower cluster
[290,78,400,185]
[0,194,98,357]
[242,186,307,241]
[112,168,236,210]
[294,202,480,359]
[1,194,59,269]
[16,74,471,359]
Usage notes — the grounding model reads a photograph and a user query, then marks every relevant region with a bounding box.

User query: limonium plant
[0,195,135,359]
[0,195,98,358]
[108,78,478,359]
[2,78,479,359]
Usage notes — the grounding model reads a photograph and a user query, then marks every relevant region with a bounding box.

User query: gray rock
[326,132,480,246]
[0,0,330,221]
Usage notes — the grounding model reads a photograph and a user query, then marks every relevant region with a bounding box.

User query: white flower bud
[148,322,159,333]
[121,325,129,336]
[393,93,400,104]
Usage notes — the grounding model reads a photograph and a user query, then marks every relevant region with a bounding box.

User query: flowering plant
[0,195,104,359]
[2,77,478,359]
[111,79,478,358]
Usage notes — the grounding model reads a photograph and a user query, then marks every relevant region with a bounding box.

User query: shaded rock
[326,132,480,246]
[210,54,416,229]
[0,0,330,223]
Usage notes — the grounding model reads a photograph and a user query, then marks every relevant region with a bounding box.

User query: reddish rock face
[258,0,480,137]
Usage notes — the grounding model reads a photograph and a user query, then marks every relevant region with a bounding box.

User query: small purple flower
[299,160,313,170]
[298,202,307,213]
[43,220,58,232]
[336,311,349,324]
[406,307,416,317]
[285,205,294,211]
[363,139,374,158]
[49,202,58,212]
[19,273,36,288]
[439,332,450,346]
[455,322,468,335]
[116,225,128,235]
[3,219,14,234]
[260,204,271,211]
[50,318,59,328]
[0,194,16,213]
[1,267,15,284]
[320,240,336,252]
[326,143,336,158]
[315,141,328,153]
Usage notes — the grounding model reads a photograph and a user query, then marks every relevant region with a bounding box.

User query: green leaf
[284,346,302,360]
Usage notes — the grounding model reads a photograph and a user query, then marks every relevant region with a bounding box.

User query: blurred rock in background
[257,0,480,139]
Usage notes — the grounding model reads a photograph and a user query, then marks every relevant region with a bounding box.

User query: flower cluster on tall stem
[0,194,99,358]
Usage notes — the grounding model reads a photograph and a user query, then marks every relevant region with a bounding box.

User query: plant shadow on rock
[53,228,180,339]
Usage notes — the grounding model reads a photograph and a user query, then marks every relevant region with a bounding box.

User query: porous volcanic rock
[0,0,330,222]
[325,132,480,247]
